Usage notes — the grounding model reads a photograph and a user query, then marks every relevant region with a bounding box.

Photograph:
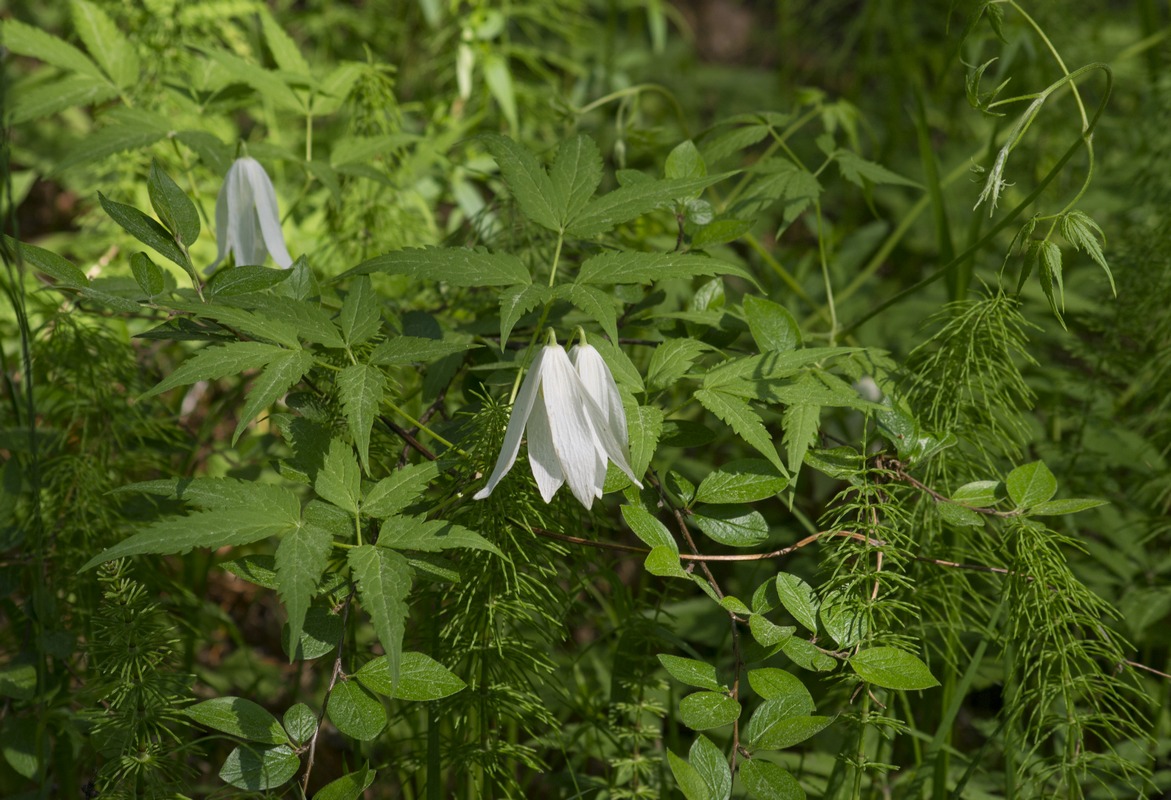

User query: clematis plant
[474,331,642,509]
[210,156,293,272]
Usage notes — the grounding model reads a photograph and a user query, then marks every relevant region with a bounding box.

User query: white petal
[244,158,293,268]
[525,394,564,502]
[228,161,259,266]
[473,348,547,499]
[541,346,602,509]
[570,344,628,445]
[579,383,642,489]
[209,169,234,273]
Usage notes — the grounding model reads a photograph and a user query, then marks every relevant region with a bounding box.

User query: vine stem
[300,588,356,795]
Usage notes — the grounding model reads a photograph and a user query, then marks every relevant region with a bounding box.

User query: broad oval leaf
[1029,497,1107,516]
[746,712,832,751]
[184,697,289,744]
[738,759,806,800]
[657,654,726,692]
[696,459,788,504]
[1006,460,1057,508]
[748,615,795,647]
[849,646,939,691]
[355,651,467,701]
[679,691,741,730]
[281,604,342,661]
[622,505,678,553]
[315,764,377,800]
[667,749,713,800]
[692,505,769,548]
[743,295,801,353]
[747,668,812,707]
[219,743,299,791]
[951,480,1001,507]
[690,734,731,800]
[282,703,317,746]
[774,574,818,633]
[780,637,836,672]
[328,680,386,741]
[818,589,868,648]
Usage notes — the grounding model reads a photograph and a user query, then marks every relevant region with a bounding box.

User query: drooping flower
[474,335,642,509]
[210,156,293,272]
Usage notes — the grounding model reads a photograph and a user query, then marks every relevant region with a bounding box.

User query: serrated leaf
[282,703,317,746]
[647,338,710,393]
[622,505,677,553]
[690,734,731,800]
[234,348,314,444]
[371,336,473,365]
[1029,497,1107,515]
[377,515,501,556]
[258,9,311,76]
[219,743,299,791]
[71,0,139,88]
[338,276,381,347]
[577,251,753,285]
[9,73,119,125]
[694,388,786,474]
[202,48,303,112]
[627,404,664,479]
[118,476,294,512]
[98,192,190,271]
[147,159,200,247]
[1006,460,1057,508]
[586,331,644,391]
[315,439,361,514]
[781,403,819,484]
[692,505,769,548]
[1,17,106,79]
[166,300,301,348]
[363,462,439,519]
[348,545,412,688]
[314,764,376,800]
[657,655,725,692]
[567,173,734,237]
[347,247,530,286]
[499,284,551,343]
[774,574,818,633]
[849,646,939,690]
[743,295,800,352]
[668,749,713,800]
[679,691,741,730]
[558,283,619,344]
[185,697,289,744]
[739,759,806,799]
[551,134,603,227]
[356,651,466,701]
[328,680,386,741]
[696,459,788,504]
[1061,210,1114,294]
[82,504,300,571]
[835,150,920,188]
[481,134,560,231]
[337,363,385,472]
[275,524,332,661]
[57,112,169,172]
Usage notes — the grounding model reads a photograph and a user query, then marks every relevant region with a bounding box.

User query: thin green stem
[814,200,837,343]
[507,232,564,404]
[381,397,464,453]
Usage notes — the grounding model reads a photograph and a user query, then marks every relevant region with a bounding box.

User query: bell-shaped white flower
[474,335,642,509]
[211,156,293,271]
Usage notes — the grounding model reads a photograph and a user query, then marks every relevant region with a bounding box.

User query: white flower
[211,157,293,271]
[474,339,642,509]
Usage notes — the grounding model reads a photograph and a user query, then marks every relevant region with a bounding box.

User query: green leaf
[952,480,1001,507]
[1006,460,1058,508]
[666,140,707,181]
[481,53,518,133]
[258,9,311,76]
[0,661,36,701]
[668,749,714,800]
[694,389,786,475]
[774,574,819,634]
[849,646,939,690]
[185,697,289,744]
[356,651,467,701]
[748,615,796,647]
[140,342,286,399]
[338,364,385,472]
[743,295,800,352]
[339,276,381,347]
[657,654,726,692]
[622,505,678,553]
[819,589,868,648]
[202,48,303,112]
[645,545,688,578]
[282,605,342,660]
[679,691,741,730]
[1029,497,1107,515]
[5,236,88,288]
[747,668,812,706]
[558,283,619,344]
[348,545,412,689]
[98,192,190,271]
[207,266,293,298]
[627,404,663,480]
[0,716,40,779]
[1,17,106,79]
[219,744,299,791]
[327,680,386,741]
[577,251,753,285]
[378,515,501,556]
[82,503,301,571]
[314,764,376,800]
[222,556,277,589]
[348,247,530,286]
[235,349,315,444]
[57,111,169,172]
[738,760,806,800]
[167,301,301,348]
[567,173,735,237]
[691,735,731,800]
[747,712,831,751]
[275,524,332,661]
[315,439,361,514]
[481,133,560,231]
[282,703,317,746]
[551,134,603,227]
[1060,210,1114,294]
[692,505,769,548]
[835,150,920,188]
[696,459,788,504]
[780,636,835,672]
[691,218,754,249]
[71,0,140,88]
[130,252,165,298]
[371,337,474,365]
[936,501,982,528]
[499,284,552,344]
[647,338,710,393]
[147,159,200,247]
[363,463,439,519]
[9,73,119,125]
